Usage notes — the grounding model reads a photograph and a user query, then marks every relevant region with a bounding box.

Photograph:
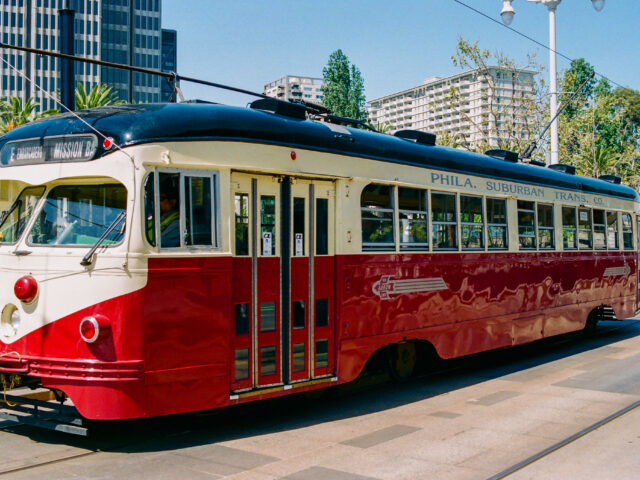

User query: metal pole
[58,6,75,111]
[548,4,559,164]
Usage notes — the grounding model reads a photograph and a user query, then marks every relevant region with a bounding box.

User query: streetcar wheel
[387,342,417,381]
[583,310,599,336]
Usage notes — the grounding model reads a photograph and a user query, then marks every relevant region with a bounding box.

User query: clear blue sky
[162,0,639,106]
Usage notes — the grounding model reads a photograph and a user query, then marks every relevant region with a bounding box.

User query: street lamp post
[500,0,605,165]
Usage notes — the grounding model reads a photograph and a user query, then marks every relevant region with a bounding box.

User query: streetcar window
[235,193,249,256]
[517,200,536,249]
[622,213,633,250]
[154,171,219,250]
[261,195,276,256]
[260,302,276,332]
[398,187,428,250]
[235,349,249,381]
[0,180,8,201]
[562,206,577,250]
[431,191,457,250]
[316,198,328,255]
[293,197,305,256]
[184,176,213,246]
[293,300,305,329]
[235,303,249,335]
[361,184,394,250]
[460,195,483,250]
[158,173,181,248]
[0,186,45,245]
[144,173,156,247]
[593,209,606,250]
[315,340,329,368]
[293,343,306,373]
[578,208,593,249]
[29,184,126,246]
[537,204,554,250]
[607,212,619,250]
[316,298,329,327]
[487,198,508,250]
[260,346,277,376]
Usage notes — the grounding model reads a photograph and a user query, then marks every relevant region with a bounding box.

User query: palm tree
[75,83,124,110]
[576,144,619,179]
[0,97,58,134]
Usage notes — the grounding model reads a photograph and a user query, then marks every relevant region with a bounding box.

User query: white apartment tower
[264,75,324,103]
[368,67,537,148]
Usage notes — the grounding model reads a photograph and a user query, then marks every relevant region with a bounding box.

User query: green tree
[559,58,597,119]
[371,121,393,134]
[321,49,367,121]
[0,97,58,134]
[75,82,125,110]
[559,85,640,186]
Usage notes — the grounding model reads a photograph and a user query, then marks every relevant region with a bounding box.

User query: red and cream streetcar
[0,99,637,428]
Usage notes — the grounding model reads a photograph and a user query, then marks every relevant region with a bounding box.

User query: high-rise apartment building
[368,67,537,148]
[0,0,173,110]
[263,75,324,103]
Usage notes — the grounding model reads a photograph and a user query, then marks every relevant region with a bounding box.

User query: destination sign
[0,135,98,167]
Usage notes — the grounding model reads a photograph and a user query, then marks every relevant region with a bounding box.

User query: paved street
[2,319,640,479]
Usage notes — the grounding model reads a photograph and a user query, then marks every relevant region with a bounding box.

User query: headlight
[1,304,19,338]
[10,309,20,330]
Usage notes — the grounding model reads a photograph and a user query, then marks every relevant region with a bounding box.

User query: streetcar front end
[0,126,150,420]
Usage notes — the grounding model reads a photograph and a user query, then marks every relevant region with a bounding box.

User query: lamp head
[501,0,515,25]
[591,0,605,12]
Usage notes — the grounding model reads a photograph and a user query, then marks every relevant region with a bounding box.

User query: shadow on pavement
[3,319,640,455]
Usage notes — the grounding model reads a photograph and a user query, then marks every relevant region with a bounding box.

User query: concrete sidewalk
[1,320,640,479]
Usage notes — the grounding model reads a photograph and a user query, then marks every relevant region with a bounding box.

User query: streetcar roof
[1,103,637,201]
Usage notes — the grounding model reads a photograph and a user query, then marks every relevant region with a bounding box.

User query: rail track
[0,320,638,477]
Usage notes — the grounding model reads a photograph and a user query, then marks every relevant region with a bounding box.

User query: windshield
[0,186,46,244]
[28,184,127,246]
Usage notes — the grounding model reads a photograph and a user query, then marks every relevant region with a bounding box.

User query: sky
[162,0,640,107]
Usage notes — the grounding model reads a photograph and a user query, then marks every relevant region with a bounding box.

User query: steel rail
[487,398,640,479]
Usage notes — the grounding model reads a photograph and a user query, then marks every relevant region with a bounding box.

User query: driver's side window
[145,169,218,250]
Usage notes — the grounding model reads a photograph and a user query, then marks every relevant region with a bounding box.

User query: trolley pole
[58,4,75,111]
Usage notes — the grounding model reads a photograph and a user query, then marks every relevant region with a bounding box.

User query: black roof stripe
[1,103,637,201]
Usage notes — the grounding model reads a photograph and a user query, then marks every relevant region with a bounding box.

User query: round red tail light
[14,275,38,304]
[79,315,110,343]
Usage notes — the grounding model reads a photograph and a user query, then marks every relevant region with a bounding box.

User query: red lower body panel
[0,251,634,419]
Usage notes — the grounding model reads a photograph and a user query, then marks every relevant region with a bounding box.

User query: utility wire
[0,42,272,100]
[452,0,626,90]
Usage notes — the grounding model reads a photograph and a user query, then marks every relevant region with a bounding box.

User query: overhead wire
[452,0,627,90]
[0,54,133,159]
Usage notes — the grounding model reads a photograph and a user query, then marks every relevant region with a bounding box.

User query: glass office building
[160,28,176,102]
[0,0,172,109]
